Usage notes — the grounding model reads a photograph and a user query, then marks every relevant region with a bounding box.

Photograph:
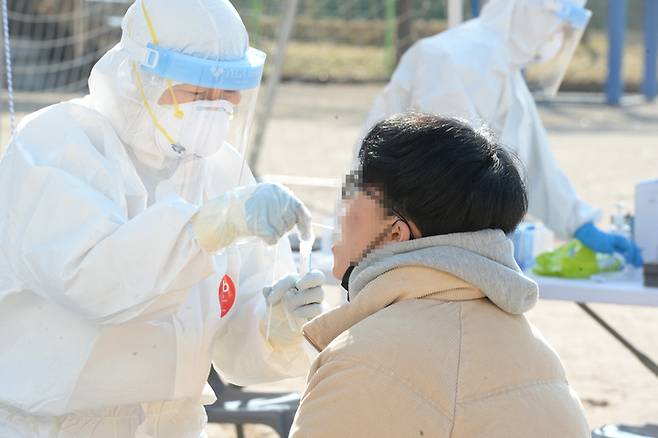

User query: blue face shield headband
[139,43,266,91]
[548,0,591,29]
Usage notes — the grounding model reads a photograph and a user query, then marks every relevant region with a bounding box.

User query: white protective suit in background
[362,0,598,239]
[0,0,314,436]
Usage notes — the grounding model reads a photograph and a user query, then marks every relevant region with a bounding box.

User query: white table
[528,270,658,307]
[528,270,658,384]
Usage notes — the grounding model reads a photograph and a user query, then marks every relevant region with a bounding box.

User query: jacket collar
[303,267,484,352]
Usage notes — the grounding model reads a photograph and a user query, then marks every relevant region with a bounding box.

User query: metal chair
[205,368,300,438]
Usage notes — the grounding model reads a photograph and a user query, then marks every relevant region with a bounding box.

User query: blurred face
[158,84,242,105]
[331,188,418,280]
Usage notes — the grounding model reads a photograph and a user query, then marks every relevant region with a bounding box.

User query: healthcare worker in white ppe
[0,0,325,436]
[362,0,642,266]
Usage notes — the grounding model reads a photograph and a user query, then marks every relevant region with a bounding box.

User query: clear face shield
[131,44,265,162]
[117,0,265,200]
[525,0,591,97]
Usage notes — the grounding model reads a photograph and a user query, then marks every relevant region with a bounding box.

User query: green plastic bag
[532,240,623,279]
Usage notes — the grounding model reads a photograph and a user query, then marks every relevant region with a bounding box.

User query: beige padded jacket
[290,231,590,438]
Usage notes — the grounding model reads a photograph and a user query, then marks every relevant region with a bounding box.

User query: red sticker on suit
[218,275,236,318]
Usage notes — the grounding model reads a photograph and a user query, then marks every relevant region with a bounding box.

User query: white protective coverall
[362,0,599,239]
[0,0,312,436]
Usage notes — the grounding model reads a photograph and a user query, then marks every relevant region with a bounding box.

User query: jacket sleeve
[517,101,599,238]
[361,81,411,138]
[350,79,412,167]
[355,41,484,168]
[290,356,451,437]
[210,228,316,385]
[207,147,313,385]
[0,133,214,325]
[353,46,415,166]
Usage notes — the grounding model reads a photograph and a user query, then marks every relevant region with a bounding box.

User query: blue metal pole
[471,0,480,17]
[606,0,627,105]
[642,0,658,101]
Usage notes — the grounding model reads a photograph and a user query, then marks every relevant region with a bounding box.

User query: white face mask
[154,99,233,159]
[533,31,565,64]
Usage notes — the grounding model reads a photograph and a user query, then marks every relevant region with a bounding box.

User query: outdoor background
[2,0,653,94]
[1,0,657,437]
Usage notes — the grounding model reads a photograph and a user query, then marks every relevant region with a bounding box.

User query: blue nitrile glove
[192,183,312,252]
[262,270,325,345]
[574,222,643,267]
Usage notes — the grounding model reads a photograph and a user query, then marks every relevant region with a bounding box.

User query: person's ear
[390,219,412,243]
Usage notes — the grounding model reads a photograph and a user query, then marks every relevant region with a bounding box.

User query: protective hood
[479,0,587,68]
[87,0,251,169]
[347,229,539,315]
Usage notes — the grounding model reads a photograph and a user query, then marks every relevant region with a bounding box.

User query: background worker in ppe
[0,0,324,436]
[361,0,642,266]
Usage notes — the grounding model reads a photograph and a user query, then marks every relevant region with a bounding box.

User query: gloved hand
[192,182,312,252]
[575,221,643,267]
[261,270,325,346]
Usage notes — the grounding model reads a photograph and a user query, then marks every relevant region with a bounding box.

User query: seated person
[289,113,590,437]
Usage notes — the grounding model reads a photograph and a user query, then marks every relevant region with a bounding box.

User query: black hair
[358,113,528,236]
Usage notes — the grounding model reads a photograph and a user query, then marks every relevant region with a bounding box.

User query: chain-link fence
[234,0,473,82]
[0,1,649,95]
[7,0,129,92]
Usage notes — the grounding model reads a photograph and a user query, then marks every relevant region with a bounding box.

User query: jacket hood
[348,229,538,315]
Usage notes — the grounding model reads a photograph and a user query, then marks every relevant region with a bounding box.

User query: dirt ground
[4,83,658,436]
